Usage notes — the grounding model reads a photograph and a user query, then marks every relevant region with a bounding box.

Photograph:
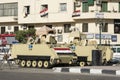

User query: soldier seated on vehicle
[49,36,57,47]
[34,35,41,44]
[41,35,46,44]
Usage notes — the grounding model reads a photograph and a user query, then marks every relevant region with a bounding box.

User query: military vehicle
[72,44,113,66]
[11,35,77,68]
[69,31,113,66]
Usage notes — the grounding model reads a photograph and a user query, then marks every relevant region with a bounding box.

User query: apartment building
[0,0,23,34]
[0,0,120,44]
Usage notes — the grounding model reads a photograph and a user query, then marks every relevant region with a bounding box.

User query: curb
[53,67,120,76]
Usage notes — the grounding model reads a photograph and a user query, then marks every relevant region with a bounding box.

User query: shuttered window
[82,2,89,12]
[101,1,108,12]
[119,2,120,12]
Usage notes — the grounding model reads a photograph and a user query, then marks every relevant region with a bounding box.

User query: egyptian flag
[40,8,48,17]
[54,48,72,54]
[72,10,80,17]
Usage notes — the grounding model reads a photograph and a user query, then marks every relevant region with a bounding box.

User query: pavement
[53,65,120,76]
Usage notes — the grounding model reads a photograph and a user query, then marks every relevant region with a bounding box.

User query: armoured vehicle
[11,35,77,68]
[73,44,113,66]
[69,31,113,66]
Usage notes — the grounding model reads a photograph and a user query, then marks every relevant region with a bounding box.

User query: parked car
[111,46,120,63]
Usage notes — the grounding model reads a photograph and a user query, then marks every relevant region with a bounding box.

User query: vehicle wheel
[32,60,37,68]
[26,60,31,67]
[43,61,50,68]
[20,60,26,67]
[69,60,72,65]
[37,61,43,68]
[15,59,20,64]
[79,61,85,67]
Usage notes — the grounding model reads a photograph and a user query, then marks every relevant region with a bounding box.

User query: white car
[111,46,120,63]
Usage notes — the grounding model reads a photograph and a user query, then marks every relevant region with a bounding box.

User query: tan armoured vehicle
[69,31,113,66]
[11,35,77,68]
[73,45,113,66]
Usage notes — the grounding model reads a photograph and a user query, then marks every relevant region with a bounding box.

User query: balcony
[0,16,18,23]
[72,11,120,20]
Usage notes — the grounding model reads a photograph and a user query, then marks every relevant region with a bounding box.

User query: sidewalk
[53,65,120,76]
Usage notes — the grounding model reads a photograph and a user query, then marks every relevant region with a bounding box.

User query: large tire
[26,60,31,67]
[32,60,37,68]
[20,60,26,67]
[69,60,72,65]
[79,61,85,67]
[37,61,43,68]
[43,61,50,68]
[15,59,20,65]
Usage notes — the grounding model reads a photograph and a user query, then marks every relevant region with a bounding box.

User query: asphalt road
[0,61,120,80]
[0,67,120,80]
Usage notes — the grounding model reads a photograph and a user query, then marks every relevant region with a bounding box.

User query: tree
[15,29,36,43]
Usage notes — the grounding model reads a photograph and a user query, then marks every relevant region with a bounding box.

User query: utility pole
[95,0,104,45]
[99,22,102,45]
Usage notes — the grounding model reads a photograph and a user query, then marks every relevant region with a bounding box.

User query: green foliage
[15,29,36,43]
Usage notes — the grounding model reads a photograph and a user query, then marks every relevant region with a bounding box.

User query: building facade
[0,0,120,44]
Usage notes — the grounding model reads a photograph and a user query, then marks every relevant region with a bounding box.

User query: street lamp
[96,13,104,45]
[99,21,102,45]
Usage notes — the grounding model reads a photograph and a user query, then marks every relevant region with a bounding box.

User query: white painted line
[53,68,62,72]
[90,69,102,74]
[116,70,120,75]
[69,68,81,73]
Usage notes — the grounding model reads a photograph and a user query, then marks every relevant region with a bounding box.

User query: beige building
[0,0,120,44]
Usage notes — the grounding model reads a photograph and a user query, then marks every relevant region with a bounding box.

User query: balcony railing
[72,10,120,19]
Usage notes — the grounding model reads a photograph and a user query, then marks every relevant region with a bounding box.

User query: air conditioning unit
[96,0,101,5]
[57,29,62,34]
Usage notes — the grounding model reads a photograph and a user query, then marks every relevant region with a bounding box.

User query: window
[46,25,52,29]
[118,2,120,12]
[102,23,108,32]
[8,26,11,30]
[24,6,30,14]
[41,5,48,10]
[101,1,108,12]
[82,23,88,32]
[0,3,18,16]
[57,35,63,42]
[0,4,3,16]
[28,26,34,30]
[1,27,5,34]
[64,24,71,33]
[117,48,120,53]
[14,26,19,32]
[114,19,120,34]
[60,3,67,12]
[112,48,116,53]
[82,2,89,12]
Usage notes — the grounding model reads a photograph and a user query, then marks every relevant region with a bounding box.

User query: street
[0,66,120,80]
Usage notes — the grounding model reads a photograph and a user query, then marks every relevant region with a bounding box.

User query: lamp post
[96,13,104,45]
[99,21,102,45]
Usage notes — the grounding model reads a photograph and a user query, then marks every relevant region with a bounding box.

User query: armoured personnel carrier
[73,45,113,66]
[69,31,113,66]
[11,35,77,68]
